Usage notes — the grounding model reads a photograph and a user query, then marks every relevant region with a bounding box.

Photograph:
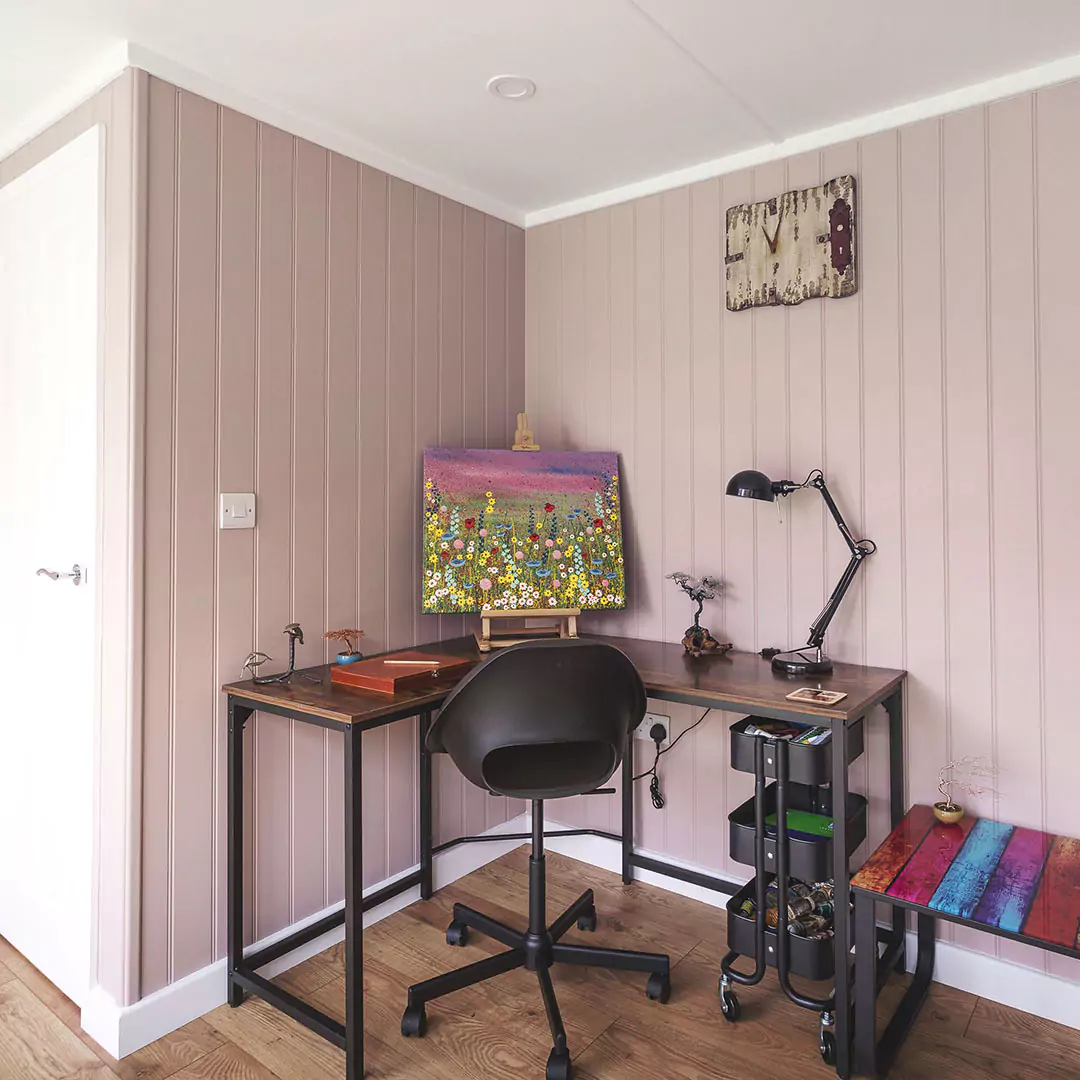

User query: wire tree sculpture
[937,755,999,812]
[667,573,731,657]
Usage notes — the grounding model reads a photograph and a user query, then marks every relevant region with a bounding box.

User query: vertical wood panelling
[170,91,219,977]
[141,78,524,988]
[526,87,1080,986]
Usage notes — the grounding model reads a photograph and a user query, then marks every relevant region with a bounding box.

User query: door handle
[36,564,83,586]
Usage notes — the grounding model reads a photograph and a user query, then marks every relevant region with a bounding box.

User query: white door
[0,128,100,1006]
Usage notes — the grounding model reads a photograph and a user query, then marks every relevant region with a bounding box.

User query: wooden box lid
[329,650,477,695]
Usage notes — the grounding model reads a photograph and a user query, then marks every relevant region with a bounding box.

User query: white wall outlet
[635,712,670,748]
[220,492,256,530]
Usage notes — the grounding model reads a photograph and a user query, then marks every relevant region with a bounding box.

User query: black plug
[649,722,667,746]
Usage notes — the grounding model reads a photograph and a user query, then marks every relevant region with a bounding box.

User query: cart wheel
[576,907,597,933]
[645,973,671,1004]
[400,1003,427,1038]
[819,1029,837,1066]
[445,920,470,947]
[546,1047,573,1080]
[719,988,740,1022]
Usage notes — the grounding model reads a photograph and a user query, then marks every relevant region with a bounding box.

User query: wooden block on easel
[476,608,581,652]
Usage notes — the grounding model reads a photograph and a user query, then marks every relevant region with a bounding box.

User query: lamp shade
[725,469,775,502]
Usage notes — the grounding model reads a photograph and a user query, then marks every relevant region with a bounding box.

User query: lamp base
[771,648,834,677]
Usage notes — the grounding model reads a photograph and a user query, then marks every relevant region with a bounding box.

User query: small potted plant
[325,628,364,666]
[935,755,998,824]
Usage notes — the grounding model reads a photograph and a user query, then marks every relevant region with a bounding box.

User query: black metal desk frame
[225,668,906,1080]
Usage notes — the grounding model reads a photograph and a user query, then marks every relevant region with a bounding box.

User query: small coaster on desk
[786,687,848,706]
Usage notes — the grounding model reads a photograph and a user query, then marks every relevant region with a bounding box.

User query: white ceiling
[5,1,1080,224]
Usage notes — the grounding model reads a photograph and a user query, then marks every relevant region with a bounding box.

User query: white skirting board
[81,814,530,1059]
[542,820,1080,1036]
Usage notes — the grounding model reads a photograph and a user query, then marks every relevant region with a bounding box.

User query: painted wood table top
[222,633,905,729]
[852,804,1080,955]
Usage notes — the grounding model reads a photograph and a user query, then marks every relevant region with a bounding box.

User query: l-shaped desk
[222,635,906,1080]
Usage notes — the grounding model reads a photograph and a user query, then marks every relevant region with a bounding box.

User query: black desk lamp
[725,469,876,676]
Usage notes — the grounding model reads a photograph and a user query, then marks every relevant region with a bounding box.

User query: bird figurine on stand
[667,573,732,658]
[242,623,320,684]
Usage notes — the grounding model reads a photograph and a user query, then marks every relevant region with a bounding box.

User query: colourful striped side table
[851,805,1080,1076]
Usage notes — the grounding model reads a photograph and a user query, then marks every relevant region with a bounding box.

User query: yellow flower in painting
[486,491,493,498]
[466,553,473,561]
[425,479,433,488]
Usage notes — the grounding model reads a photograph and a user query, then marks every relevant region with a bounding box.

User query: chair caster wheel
[400,1003,427,1038]
[819,1029,837,1066]
[576,907,597,932]
[446,920,470,947]
[645,972,671,1004]
[546,1047,573,1080]
[719,987,740,1022]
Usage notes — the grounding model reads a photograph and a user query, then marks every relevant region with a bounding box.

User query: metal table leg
[419,710,433,900]
[227,700,252,1008]
[344,725,364,1079]
[884,686,907,969]
[831,717,852,1078]
[854,889,878,1075]
[621,747,633,885]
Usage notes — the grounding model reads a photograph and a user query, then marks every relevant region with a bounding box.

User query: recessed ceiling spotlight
[487,75,536,101]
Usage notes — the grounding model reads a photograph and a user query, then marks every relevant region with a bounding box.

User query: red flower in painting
[593,517,603,527]
[530,533,540,543]
[440,550,450,561]
[464,518,475,529]
[544,503,555,513]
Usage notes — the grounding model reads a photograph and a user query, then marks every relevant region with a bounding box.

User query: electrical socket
[635,712,670,748]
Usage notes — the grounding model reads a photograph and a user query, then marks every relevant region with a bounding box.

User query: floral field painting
[423,448,626,614]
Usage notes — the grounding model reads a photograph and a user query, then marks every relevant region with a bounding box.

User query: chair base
[401,888,671,1078]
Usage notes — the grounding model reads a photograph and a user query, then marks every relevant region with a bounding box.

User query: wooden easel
[474,413,580,651]
[476,607,581,652]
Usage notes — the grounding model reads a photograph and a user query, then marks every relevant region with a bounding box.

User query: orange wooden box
[329,650,477,695]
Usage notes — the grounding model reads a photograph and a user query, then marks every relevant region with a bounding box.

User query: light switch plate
[220,492,256,529]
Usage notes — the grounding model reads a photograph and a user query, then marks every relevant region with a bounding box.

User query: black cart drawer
[725,877,836,981]
[729,715,864,786]
[728,782,868,880]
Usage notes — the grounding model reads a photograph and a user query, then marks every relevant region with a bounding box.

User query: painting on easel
[422,449,625,614]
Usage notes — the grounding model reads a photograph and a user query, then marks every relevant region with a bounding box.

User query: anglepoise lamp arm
[725,468,876,675]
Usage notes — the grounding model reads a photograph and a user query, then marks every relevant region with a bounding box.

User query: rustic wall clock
[725,174,857,311]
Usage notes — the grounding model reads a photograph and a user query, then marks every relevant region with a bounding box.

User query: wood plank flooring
[2,848,1078,1079]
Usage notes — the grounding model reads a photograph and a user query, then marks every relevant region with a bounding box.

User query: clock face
[725,174,857,311]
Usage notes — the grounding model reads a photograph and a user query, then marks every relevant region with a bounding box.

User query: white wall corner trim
[0,43,131,166]
[123,44,525,228]
[80,813,530,1059]
[524,49,1080,226]
[543,818,1080,1037]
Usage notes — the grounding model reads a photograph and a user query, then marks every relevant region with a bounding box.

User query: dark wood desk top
[223,634,904,730]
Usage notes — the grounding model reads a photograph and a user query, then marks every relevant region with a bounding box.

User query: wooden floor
[2,849,1079,1080]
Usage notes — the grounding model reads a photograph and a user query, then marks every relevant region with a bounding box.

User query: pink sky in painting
[424,449,618,497]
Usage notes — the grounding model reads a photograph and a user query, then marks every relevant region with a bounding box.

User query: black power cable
[632,708,713,809]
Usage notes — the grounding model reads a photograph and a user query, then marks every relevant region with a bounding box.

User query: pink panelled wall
[528,82,1080,984]
[141,76,525,995]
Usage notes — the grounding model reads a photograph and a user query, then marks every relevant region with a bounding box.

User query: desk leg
[227,701,251,1008]
[344,725,364,1080]
[884,686,907,971]
[621,748,633,885]
[854,890,878,1076]
[832,718,852,1079]
[419,711,433,901]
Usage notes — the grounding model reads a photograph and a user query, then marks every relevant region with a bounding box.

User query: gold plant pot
[933,801,964,825]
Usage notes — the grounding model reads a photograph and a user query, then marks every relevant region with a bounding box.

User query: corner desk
[222,635,906,1079]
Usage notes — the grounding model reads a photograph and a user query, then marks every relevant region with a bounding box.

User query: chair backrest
[427,639,646,800]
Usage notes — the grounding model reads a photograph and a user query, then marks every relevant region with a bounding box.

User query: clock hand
[762,205,784,253]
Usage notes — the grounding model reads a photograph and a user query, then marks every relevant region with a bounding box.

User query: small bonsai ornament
[935,755,999,823]
[325,628,365,665]
[667,572,732,658]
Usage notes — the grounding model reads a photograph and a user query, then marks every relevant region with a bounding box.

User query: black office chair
[400,638,671,1080]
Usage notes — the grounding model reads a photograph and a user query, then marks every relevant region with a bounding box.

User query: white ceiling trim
[125,44,525,226]
[524,50,1080,228]
[0,41,130,165]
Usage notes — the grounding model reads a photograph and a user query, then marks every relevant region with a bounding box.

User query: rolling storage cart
[718,716,875,1068]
